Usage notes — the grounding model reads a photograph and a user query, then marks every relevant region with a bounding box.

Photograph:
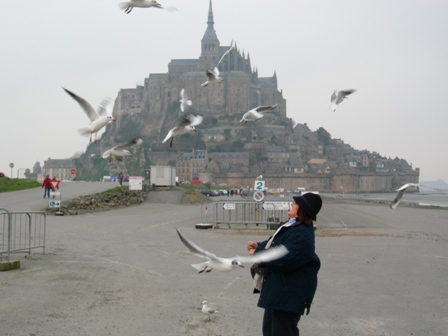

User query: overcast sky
[1,0,447,182]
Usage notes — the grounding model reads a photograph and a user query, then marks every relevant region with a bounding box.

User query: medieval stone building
[114,0,286,142]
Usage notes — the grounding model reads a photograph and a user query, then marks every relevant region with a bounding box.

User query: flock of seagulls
[58,0,443,324]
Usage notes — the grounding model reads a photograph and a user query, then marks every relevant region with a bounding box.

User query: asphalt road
[1,184,448,335]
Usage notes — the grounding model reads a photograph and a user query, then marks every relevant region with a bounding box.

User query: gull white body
[330,89,356,112]
[201,67,222,87]
[118,0,177,14]
[201,301,217,322]
[162,114,203,148]
[179,88,192,112]
[63,87,115,142]
[102,138,143,163]
[176,229,289,273]
[240,104,278,124]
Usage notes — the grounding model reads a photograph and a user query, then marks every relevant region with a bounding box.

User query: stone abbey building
[114,0,286,139]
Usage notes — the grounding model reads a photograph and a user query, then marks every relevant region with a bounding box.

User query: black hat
[292,193,322,221]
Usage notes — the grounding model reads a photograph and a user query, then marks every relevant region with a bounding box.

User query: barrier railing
[213,200,290,229]
[0,208,46,261]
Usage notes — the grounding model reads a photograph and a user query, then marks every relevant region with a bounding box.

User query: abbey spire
[201,0,220,68]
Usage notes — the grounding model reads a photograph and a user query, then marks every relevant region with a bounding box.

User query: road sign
[129,176,143,190]
[70,168,77,175]
[223,203,236,210]
[262,201,290,211]
[51,180,60,189]
[254,180,265,191]
[253,191,265,202]
[49,201,61,208]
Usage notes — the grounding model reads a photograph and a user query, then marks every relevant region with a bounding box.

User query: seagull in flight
[330,89,357,112]
[240,104,278,124]
[176,229,289,273]
[255,175,263,180]
[201,67,222,87]
[62,87,115,143]
[216,38,235,68]
[201,301,218,322]
[118,0,177,14]
[102,138,143,163]
[162,114,203,148]
[179,89,192,112]
[390,183,441,209]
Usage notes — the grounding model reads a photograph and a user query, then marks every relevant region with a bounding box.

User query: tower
[200,0,220,70]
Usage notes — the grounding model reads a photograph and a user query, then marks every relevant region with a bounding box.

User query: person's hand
[247,241,258,255]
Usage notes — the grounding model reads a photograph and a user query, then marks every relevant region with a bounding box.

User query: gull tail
[191,262,208,271]
[118,2,130,10]
[201,82,208,87]
[239,118,245,123]
[78,127,91,136]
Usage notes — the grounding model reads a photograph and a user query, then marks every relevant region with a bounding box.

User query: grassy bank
[0,178,41,193]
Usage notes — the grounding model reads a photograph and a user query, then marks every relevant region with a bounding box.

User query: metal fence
[0,208,46,261]
[213,200,290,229]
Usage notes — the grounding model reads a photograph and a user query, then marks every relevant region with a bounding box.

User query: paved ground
[1,184,448,335]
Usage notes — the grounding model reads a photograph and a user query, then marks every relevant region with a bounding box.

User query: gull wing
[62,87,99,122]
[113,137,143,151]
[206,69,216,81]
[216,39,234,68]
[178,114,203,127]
[390,189,406,209]
[236,245,289,264]
[254,104,278,113]
[176,229,221,261]
[97,97,112,117]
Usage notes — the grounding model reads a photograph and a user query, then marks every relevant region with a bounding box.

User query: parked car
[199,189,212,196]
[0,172,4,178]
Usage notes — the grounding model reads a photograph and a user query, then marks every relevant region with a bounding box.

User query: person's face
[287,201,299,218]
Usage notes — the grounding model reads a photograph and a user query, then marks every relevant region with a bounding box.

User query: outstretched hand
[247,241,258,255]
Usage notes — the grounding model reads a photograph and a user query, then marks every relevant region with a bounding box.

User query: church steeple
[201,0,220,68]
[201,0,219,43]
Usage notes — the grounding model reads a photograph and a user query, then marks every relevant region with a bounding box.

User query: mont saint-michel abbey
[74,0,419,193]
[116,1,285,126]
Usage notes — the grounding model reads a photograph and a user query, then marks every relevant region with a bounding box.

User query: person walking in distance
[118,172,124,186]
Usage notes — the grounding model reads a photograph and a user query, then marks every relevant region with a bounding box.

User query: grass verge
[0,178,41,193]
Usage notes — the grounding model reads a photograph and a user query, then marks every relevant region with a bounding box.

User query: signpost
[70,168,77,175]
[223,203,236,210]
[254,180,265,192]
[253,190,265,202]
[129,176,143,190]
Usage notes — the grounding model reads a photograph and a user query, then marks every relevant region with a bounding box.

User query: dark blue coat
[255,220,320,315]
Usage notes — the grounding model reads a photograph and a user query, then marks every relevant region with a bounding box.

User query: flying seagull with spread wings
[201,67,222,87]
[390,183,442,209]
[102,138,143,163]
[179,89,192,112]
[62,87,115,143]
[162,114,203,148]
[118,0,177,14]
[330,89,357,112]
[240,104,278,124]
[176,229,289,273]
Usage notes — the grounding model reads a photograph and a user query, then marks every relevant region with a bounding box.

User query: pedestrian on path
[42,175,53,198]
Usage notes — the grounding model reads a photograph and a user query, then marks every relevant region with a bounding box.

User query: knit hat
[292,193,322,220]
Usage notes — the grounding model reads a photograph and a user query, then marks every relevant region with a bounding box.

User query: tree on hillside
[317,127,331,154]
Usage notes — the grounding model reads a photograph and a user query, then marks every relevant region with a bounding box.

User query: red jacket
[42,177,52,188]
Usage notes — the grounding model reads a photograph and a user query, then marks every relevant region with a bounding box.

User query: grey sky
[1,0,447,182]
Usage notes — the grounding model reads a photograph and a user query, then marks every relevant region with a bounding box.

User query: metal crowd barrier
[213,200,290,230]
[0,208,46,261]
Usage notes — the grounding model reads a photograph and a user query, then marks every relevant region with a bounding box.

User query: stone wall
[213,171,419,193]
